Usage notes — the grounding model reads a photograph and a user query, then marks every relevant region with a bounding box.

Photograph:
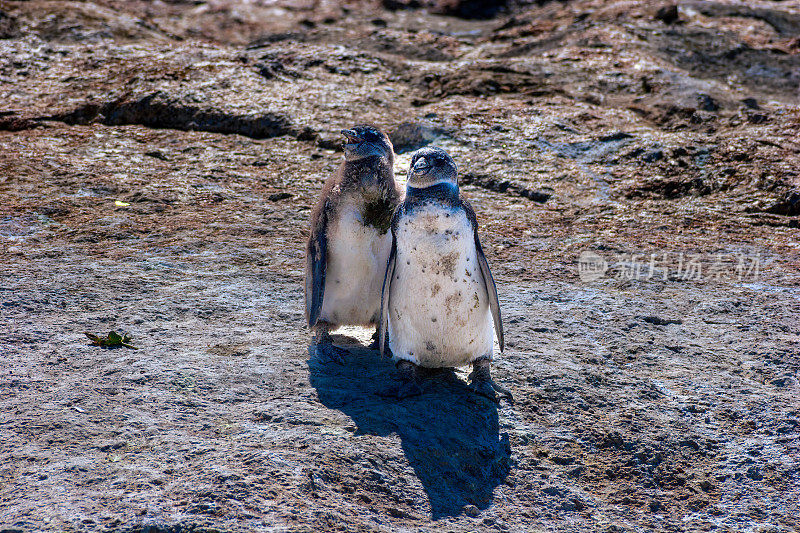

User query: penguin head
[341,125,394,163]
[408,147,458,188]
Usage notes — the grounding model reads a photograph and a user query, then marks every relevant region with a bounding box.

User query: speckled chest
[395,203,475,271]
[389,202,490,365]
[392,203,484,317]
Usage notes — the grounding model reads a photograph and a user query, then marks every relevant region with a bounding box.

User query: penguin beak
[341,129,362,143]
[412,156,432,175]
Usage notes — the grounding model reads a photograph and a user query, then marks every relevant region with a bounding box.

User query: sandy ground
[1,1,799,531]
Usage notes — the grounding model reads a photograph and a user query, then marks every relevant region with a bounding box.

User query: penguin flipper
[378,233,396,357]
[462,197,504,353]
[475,237,504,352]
[305,206,328,328]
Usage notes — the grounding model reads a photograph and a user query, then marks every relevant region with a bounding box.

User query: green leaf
[84,330,138,349]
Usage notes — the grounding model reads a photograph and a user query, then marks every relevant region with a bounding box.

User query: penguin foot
[469,378,514,404]
[468,362,514,404]
[315,342,348,365]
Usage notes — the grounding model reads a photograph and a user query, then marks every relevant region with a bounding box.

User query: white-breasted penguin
[305,125,402,362]
[378,147,513,402]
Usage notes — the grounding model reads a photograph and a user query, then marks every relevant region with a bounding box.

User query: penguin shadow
[308,335,511,519]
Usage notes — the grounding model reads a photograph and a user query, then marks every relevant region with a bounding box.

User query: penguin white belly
[388,205,494,368]
[320,202,392,327]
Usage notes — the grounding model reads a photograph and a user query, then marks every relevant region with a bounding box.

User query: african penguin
[378,147,512,402]
[305,125,402,362]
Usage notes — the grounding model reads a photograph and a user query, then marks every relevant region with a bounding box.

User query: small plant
[84,331,137,349]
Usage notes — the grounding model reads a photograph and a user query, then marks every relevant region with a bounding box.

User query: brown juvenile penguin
[305,125,402,362]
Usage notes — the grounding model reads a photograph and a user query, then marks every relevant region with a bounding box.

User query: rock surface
[1,0,799,532]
